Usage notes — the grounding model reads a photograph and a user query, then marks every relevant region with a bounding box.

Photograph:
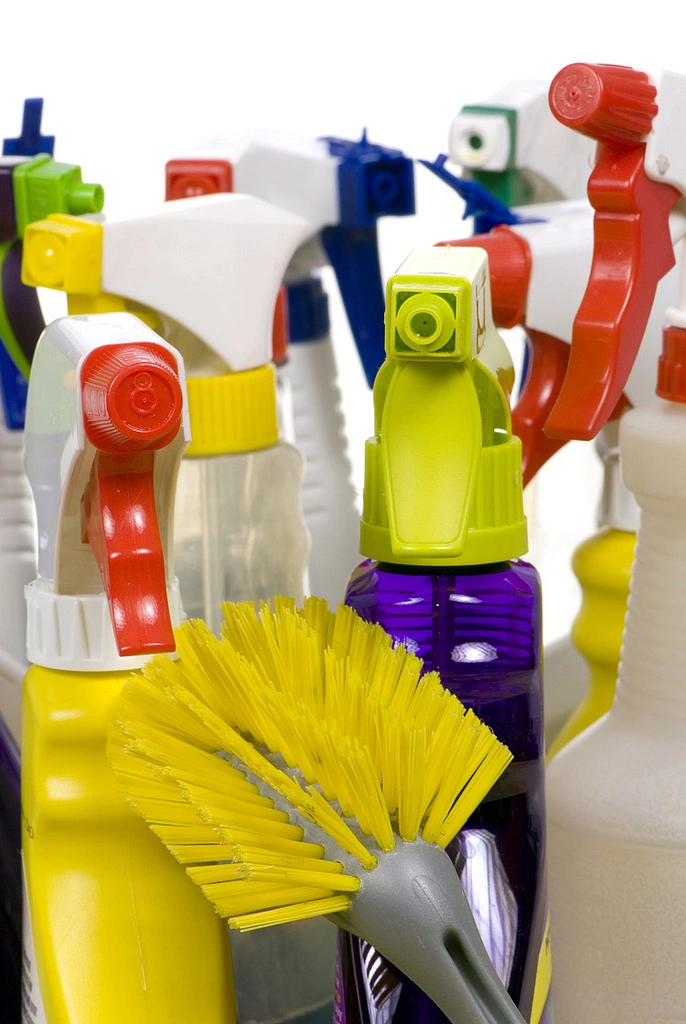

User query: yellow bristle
[299,787,377,870]
[178,781,290,822]
[436,743,514,849]
[244,865,359,894]
[188,863,247,884]
[128,797,209,827]
[232,849,339,873]
[421,719,481,842]
[229,895,352,932]
[398,725,428,842]
[198,805,304,841]
[110,598,513,931]
[168,844,241,865]
[207,885,337,918]
[340,745,395,852]
[150,823,223,846]
[215,828,324,860]
[299,596,335,648]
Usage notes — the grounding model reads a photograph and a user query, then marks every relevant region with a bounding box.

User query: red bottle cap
[657,324,686,403]
[81,343,183,452]
[165,158,233,201]
[549,64,658,145]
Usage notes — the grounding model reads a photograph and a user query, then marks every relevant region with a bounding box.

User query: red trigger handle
[545,63,681,442]
[81,343,183,657]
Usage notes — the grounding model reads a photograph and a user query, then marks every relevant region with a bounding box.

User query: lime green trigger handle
[383,360,481,557]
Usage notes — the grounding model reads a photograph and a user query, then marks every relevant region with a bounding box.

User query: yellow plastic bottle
[20,314,236,1024]
[22,668,235,1024]
[548,427,637,760]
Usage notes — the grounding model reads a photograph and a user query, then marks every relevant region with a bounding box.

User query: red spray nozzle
[81,343,183,657]
[82,343,183,452]
[549,63,658,145]
[545,63,680,442]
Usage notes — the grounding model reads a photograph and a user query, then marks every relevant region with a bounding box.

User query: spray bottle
[338,245,550,1024]
[448,79,596,207]
[539,62,686,1022]
[0,98,104,742]
[426,96,680,751]
[21,312,236,1024]
[165,133,415,607]
[22,195,338,1024]
[22,193,311,628]
[0,100,105,1016]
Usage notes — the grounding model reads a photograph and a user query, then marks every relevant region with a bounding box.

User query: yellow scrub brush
[108,598,525,1024]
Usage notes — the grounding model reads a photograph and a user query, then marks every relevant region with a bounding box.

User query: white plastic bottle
[547,326,686,1022]
[284,274,359,608]
[0,413,36,744]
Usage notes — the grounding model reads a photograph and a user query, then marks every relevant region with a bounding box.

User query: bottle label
[21,855,48,1024]
[530,912,552,1024]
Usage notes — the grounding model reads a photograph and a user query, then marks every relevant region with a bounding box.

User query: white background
[2,0,682,645]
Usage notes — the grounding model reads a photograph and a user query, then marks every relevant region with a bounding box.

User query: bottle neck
[374,560,513,577]
[615,500,686,719]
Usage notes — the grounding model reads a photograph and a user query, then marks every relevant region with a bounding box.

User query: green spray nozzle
[13,154,104,238]
[360,246,527,567]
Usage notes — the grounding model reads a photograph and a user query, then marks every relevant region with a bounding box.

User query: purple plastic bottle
[336,246,551,1023]
[336,560,548,1024]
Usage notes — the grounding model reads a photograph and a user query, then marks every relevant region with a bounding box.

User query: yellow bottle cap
[185,365,279,456]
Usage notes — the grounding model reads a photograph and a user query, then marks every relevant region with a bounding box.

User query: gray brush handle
[333,840,526,1024]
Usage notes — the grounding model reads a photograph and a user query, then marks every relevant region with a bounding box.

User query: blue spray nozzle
[420,154,544,235]
[318,132,416,386]
[321,130,415,227]
[3,99,55,158]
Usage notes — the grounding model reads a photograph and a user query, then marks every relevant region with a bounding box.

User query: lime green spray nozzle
[13,154,104,238]
[360,246,527,567]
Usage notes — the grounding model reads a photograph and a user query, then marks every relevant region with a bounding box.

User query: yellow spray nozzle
[360,247,527,568]
[22,214,102,294]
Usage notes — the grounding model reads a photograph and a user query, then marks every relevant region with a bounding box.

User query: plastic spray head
[165,132,415,386]
[544,63,682,442]
[22,195,308,374]
[0,133,104,425]
[450,80,597,206]
[419,154,542,234]
[3,98,55,158]
[13,154,104,238]
[24,313,190,665]
[359,246,527,568]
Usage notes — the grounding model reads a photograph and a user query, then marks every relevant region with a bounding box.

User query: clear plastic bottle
[175,441,309,629]
[173,365,337,1024]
